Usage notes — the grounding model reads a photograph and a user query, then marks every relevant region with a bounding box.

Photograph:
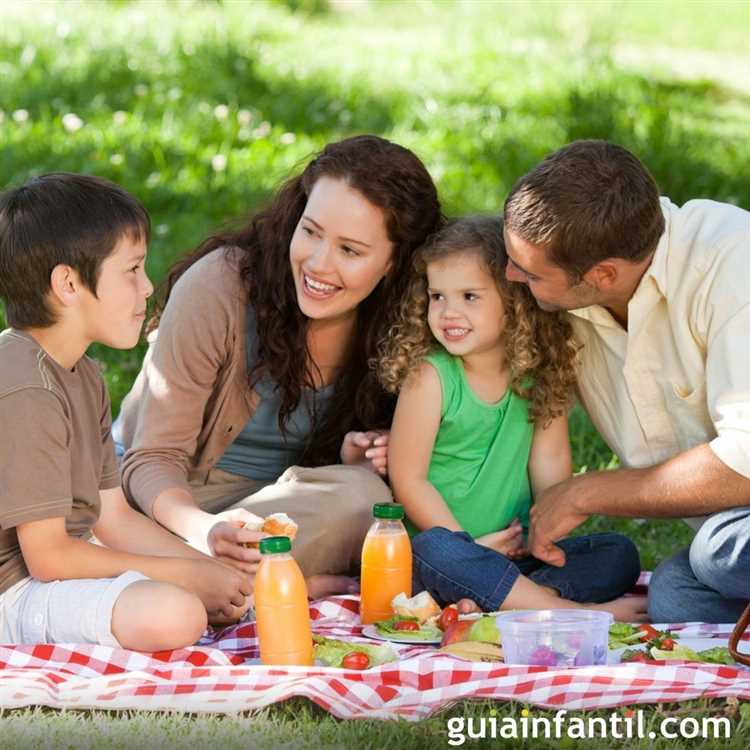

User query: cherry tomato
[394,620,420,631]
[660,637,675,651]
[623,651,652,663]
[639,625,660,643]
[341,651,370,670]
[438,606,459,631]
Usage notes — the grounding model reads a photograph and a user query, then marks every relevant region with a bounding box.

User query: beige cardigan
[119,247,261,518]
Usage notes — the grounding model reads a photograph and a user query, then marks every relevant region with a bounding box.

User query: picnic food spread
[251,524,741,670]
[360,503,412,624]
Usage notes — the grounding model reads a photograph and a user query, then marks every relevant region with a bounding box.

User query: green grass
[1,0,749,744]
[1,698,749,750]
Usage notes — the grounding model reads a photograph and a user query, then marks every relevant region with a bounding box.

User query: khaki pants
[190,465,391,578]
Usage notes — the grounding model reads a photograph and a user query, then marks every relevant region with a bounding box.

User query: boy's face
[79,233,153,349]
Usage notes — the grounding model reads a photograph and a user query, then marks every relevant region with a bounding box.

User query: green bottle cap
[259,536,292,554]
[373,503,405,520]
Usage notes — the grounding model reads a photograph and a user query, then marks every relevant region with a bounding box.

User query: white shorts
[0,570,147,647]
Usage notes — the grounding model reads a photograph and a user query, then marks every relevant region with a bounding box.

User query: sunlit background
[2,0,750,566]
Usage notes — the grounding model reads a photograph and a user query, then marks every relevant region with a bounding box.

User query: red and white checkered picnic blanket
[1,573,748,719]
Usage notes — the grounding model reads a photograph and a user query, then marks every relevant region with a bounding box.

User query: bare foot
[456,598,482,615]
[591,595,648,623]
[307,574,359,600]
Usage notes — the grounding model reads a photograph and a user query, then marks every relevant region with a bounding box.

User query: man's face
[503,228,601,311]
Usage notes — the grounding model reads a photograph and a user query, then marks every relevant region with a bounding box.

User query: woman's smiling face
[289,176,394,324]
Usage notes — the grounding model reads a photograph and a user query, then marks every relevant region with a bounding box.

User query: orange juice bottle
[254,536,313,666]
[360,503,412,624]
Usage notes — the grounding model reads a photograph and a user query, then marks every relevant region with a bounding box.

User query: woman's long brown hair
[149,135,443,465]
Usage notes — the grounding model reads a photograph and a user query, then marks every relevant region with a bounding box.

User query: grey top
[216,303,335,481]
[216,373,334,481]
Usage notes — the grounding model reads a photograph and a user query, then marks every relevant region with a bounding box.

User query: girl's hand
[206,508,268,574]
[476,519,529,559]
[340,430,389,476]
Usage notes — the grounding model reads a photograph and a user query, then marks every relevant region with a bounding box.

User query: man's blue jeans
[648,507,750,623]
[412,527,641,611]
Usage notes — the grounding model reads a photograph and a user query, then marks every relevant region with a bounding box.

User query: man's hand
[340,430,389,476]
[529,476,590,567]
[206,508,268,574]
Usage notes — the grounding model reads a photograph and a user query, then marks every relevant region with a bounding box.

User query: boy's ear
[49,264,82,309]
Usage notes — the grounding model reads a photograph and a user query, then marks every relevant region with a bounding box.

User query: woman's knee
[112,581,207,651]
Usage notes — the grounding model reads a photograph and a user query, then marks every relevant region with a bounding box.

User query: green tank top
[407,349,534,539]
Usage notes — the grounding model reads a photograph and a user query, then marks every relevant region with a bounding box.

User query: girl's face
[290,176,394,325]
[426,250,506,359]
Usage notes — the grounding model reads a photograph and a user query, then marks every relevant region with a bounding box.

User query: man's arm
[529,443,750,566]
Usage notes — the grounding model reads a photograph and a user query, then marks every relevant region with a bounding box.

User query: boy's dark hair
[0,173,150,328]
[504,140,665,281]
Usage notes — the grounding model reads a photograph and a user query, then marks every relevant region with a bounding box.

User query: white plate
[361,624,442,645]
[609,637,734,665]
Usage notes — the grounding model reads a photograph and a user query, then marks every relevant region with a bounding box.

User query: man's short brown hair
[0,173,150,328]
[504,140,665,280]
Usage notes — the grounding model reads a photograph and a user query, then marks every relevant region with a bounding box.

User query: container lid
[373,503,404,519]
[496,609,613,632]
[259,536,291,554]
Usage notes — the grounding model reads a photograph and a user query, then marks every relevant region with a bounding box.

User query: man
[503,140,750,623]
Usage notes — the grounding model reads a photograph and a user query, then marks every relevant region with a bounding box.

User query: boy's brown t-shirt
[0,330,120,594]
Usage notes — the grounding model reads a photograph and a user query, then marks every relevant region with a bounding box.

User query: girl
[380,216,645,620]
[115,135,443,601]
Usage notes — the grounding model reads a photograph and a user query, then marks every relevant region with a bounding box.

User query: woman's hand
[206,508,268,574]
[340,430,389,476]
[476,519,529,560]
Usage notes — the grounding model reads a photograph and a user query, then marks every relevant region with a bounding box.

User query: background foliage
[2,0,749,566]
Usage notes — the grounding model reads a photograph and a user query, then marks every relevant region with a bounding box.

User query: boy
[0,173,254,650]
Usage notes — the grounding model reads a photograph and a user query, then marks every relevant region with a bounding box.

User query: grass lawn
[1,0,749,746]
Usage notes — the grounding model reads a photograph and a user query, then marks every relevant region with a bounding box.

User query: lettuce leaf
[312,635,398,668]
[374,616,441,640]
[608,622,645,650]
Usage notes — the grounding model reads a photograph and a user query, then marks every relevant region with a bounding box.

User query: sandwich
[391,590,442,625]
[242,512,298,548]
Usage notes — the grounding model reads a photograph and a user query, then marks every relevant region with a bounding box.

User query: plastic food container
[496,610,613,667]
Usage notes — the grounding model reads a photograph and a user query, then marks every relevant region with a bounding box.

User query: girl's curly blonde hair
[375,215,579,426]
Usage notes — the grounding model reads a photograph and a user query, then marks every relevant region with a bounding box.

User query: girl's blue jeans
[411,527,641,611]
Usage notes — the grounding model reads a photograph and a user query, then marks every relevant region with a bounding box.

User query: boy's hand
[476,519,529,559]
[183,557,252,619]
[206,508,267,574]
[340,430,389,476]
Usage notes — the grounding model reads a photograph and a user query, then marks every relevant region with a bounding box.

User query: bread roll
[241,513,298,548]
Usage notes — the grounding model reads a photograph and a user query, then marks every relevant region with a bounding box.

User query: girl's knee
[597,533,641,588]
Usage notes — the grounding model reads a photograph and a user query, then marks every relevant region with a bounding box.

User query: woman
[116,135,443,600]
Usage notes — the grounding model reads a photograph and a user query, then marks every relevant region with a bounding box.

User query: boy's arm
[16,515,251,617]
[388,362,462,532]
[95,486,215,560]
[527,413,573,498]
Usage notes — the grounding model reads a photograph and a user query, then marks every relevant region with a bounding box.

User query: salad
[374,615,442,641]
[313,635,398,669]
[608,622,679,651]
[621,644,735,664]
